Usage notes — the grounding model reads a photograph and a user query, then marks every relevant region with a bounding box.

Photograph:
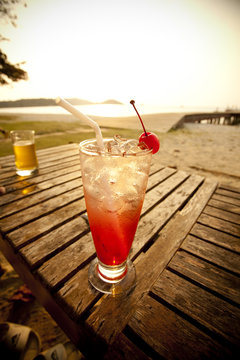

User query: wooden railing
[179,112,240,126]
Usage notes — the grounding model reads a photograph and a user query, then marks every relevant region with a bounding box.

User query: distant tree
[0,49,27,85]
[0,0,28,85]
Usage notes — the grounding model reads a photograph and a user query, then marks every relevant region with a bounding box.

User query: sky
[0,0,240,108]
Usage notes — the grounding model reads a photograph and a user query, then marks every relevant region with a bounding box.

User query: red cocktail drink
[84,189,144,266]
[79,137,152,294]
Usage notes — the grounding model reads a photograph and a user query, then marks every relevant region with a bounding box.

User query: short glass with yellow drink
[10,130,38,176]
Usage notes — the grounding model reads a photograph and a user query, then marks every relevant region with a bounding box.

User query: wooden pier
[176,112,240,128]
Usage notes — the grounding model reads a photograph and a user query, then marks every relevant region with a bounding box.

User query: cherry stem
[130,100,148,136]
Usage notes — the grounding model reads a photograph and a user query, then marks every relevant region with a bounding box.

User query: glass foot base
[88,258,136,296]
[16,168,38,176]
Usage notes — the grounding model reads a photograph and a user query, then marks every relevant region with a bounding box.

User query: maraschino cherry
[130,100,160,154]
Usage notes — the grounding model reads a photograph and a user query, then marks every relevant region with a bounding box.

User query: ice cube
[114,135,127,143]
[105,139,121,154]
[119,139,139,154]
[84,183,104,201]
[104,137,150,156]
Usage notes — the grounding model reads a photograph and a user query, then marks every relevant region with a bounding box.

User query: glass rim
[79,138,153,157]
[10,130,35,135]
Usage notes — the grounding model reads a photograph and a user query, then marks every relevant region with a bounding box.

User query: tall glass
[10,130,38,176]
[79,138,152,295]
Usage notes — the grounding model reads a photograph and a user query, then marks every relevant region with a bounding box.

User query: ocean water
[0,104,218,118]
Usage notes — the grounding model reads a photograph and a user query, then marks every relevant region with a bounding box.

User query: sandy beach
[0,111,239,355]
[155,122,240,188]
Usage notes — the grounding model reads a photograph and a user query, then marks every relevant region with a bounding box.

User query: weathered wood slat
[36,145,79,159]
[219,183,240,194]
[104,333,151,360]
[197,213,240,237]
[142,170,189,215]
[0,143,78,166]
[203,205,240,224]
[148,161,164,174]
[35,143,79,156]
[127,294,233,359]
[1,160,80,191]
[20,216,90,269]
[0,156,80,187]
[212,193,240,207]
[215,188,240,200]
[139,161,164,179]
[36,154,80,171]
[84,179,216,345]
[0,148,80,179]
[146,167,176,190]
[0,169,23,181]
[182,235,240,275]
[0,153,15,164]
[0,162,15,173]
[168,251,240,305]
[8,198,86,247]
[0,187,83,233]
[208,198,240,215]
[0,168,81,206]
[37,233,95,289]
[0,178,82,219]
[37,155,80,170]
[131,174,204,259]
[0,156,80,185]
[34,148,79,164]
[151,269,240,348]
[190,222,240,253]
[56,263,98,320]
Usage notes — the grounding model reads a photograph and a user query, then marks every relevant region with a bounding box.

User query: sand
[155,122,240,188]
[0,112,239,355]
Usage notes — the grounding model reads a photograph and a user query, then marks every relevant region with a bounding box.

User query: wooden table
[0,143,239,359]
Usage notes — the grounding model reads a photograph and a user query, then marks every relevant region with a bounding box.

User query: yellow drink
[13,140,38,175]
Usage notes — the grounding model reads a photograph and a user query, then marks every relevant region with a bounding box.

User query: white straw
[56,98,124,233]
[56,97,104,150]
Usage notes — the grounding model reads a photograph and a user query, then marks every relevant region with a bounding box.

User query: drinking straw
[56,97,104,150]
[56,99,124,244]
